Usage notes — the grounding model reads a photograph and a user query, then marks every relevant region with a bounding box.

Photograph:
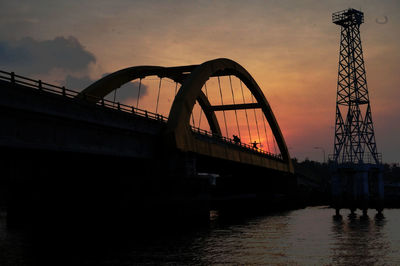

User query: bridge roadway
[0,60,297,230]
[0,82,290,173]
[0,78,164,160]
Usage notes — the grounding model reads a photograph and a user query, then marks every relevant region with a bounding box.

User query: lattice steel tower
[331,8,383,215]
[332,8,380,165]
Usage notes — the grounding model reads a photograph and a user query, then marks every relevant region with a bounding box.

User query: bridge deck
[0,70,292,173]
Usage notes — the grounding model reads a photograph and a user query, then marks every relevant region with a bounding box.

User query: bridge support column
[331,172,342,215]
[165,152,197,178]
[346,172,357,214]
[184,153,197,177]
[5,156,39,229]
[376,170,384,214]
[356,168,369,215]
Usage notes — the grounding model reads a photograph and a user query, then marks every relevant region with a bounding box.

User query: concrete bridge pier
[356,167,370,216]
[331,172,343,215]
[367,167,384,214]
[331,165,384,216]
[5,157,35,230]
[377,171,384,213]
[165,151,198,178]
[2,150,54,230]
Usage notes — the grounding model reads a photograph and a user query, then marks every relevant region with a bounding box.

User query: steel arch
[78,58,292,171]
[166,58,290,164]
[78,65,221,135]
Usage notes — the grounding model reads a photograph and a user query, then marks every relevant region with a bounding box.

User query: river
[1,206,400,265]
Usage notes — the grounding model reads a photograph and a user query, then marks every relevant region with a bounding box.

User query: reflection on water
[331,212,388,265]
[1,207,400,265]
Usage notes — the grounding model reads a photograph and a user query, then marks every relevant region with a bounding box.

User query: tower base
[331,163,384,214]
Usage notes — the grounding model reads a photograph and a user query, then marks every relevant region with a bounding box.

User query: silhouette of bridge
[0,58,296,229]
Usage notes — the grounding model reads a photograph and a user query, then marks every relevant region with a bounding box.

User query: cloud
[64,75,94,91]
[0,36,95,76]
[64,74,148,101]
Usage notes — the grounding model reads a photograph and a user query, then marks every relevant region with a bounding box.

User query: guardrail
[0,70,167,123]
[0,69,282,159]
[190,125,282,160]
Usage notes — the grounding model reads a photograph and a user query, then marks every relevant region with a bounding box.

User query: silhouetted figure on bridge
[252,141,258,149]
[233,135,241,144]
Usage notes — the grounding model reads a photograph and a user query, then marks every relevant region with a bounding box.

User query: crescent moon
[376,16,388,24]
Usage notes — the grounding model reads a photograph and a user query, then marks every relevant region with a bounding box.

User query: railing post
[62,86,66,96]
[145,110,148,118]
[38,80,42,90]
[101,98,104,106]
[132,106,135,114]
[10,72,15,83]
[117,102,120,110]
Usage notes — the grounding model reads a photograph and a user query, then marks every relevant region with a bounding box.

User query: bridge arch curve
[79,65,221,135]
[167,58,290,164]
[78,58,292,172]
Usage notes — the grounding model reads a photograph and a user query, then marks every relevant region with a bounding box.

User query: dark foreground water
[1,206,400,265]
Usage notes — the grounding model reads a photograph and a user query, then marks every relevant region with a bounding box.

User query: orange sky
[1,0,399,162]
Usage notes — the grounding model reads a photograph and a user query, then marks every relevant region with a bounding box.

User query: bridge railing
[0,69,281,159]
[0,70,167,123]
[190,125,282,160]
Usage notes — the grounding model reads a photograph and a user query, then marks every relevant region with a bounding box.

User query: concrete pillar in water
[356,167,369,214]
[184,153,197,177]
[166,152,197,178]
[377,170,384,213]
[331,172,342,213]
[347,172,357,214]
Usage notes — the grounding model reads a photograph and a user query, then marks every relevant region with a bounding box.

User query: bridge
[0,58,296,229]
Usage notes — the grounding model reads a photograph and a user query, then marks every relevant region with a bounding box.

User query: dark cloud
[64,75,94,91]
[0,36,95,75]
[64,74,148,101]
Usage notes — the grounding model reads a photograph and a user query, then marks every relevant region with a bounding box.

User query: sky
[0,0,399,163]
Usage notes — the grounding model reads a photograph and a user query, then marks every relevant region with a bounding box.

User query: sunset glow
[1,0,399,162]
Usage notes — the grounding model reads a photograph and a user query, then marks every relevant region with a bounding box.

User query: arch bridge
[0,58,296,227]
[80,58,293,174]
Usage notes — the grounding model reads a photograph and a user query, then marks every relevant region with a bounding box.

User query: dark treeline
[382,163,400,206]
[292,158,331,206]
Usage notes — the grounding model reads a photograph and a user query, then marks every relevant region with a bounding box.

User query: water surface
[1,207,400,265]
